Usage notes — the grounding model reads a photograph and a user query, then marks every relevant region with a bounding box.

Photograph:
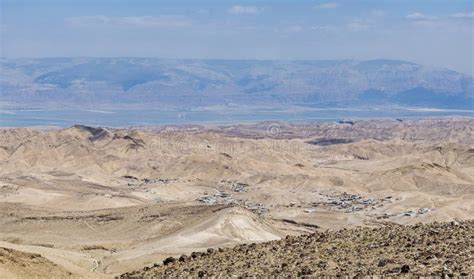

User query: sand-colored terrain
[0,247,74,279]
[0,117,473,277]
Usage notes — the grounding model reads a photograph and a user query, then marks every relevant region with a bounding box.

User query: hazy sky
[1,0,473,74]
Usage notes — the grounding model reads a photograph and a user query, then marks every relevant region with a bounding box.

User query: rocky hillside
[1,58,472,108]
[121,221,473,278]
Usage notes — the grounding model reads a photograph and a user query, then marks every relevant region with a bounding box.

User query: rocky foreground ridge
[121,221,473,278]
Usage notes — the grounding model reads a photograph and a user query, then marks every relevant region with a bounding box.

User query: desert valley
[0,117,473,277]
[2,0,474,277]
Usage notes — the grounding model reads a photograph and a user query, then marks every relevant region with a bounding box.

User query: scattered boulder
[163,257,176,265]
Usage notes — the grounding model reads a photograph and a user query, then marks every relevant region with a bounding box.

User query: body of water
[0,107,472,127]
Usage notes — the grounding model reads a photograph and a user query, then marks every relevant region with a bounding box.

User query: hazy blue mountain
[1,58,472,109]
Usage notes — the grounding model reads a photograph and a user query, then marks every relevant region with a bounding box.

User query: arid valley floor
[0,117,473,277]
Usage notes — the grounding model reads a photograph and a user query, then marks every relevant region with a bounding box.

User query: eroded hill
[0,117,472,277]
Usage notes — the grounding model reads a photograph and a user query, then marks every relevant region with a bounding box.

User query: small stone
[298,266,312,276]
[401,264,410,273]
[378,259,389,267]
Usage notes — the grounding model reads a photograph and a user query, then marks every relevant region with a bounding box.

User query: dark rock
[378,259,390,267]
[163,257,176,265]
[298,266,312,276]
[191,252,201,258]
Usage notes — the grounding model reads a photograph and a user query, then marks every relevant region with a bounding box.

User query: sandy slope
[0,247,75,279]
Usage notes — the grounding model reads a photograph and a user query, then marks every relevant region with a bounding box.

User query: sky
[1,0,473,74]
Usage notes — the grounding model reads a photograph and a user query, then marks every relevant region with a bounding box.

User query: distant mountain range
[1,58,472,109]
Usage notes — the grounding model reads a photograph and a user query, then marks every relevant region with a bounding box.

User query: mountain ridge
[1,58,472,109]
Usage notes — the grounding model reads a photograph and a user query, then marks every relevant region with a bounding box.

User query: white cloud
[405,12,437,20]
[310,25,335,32]
[411,20,438,28]
[282,25,304,33]
[314,2,340,9]
[67,15,192,28]
[67,16,111,25]
[273,25,304,34]
[347,21,371,31]
[450,12,474,19]
[228,5,261,15]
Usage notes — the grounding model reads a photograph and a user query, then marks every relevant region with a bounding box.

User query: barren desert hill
[120,220,474,278]
[0,247,74,279]
[0,117,473,277]
[0,203,281,277]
